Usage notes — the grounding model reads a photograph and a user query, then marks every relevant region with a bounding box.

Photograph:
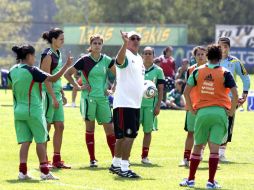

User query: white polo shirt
[113,49,145,109]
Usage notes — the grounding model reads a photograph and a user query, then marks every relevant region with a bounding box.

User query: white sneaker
[141,157,151,164]
[219,155,228,162]
[72,102,76,107]
[40,172,59,180]
[179,178,195,187]
[18,172,32,180]
[179,158,189,167]
[206,181,221,189]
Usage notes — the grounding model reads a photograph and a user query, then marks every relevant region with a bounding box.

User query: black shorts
[113,107,140,139]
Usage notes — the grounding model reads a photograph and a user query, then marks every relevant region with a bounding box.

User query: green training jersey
[74,53,114,98]
[8,64,48,119]
[41,48,63,94]
[141,64,165,107]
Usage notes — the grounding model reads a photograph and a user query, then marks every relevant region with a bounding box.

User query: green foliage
[54,0,254,44]
[0,0,31,68]
[54,0,89,23]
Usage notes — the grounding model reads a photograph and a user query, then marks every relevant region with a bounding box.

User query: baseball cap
[218,37,231,47]
[127,31,142,38]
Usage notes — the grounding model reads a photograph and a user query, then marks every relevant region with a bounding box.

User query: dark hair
[207,44,222,62]
[218,37,230,47]
[12,44,35,62]
[163,46,173,56]
[42,28,64,44]
[87,34,104,52]
[143,46,155,56]
[175,79,186,94]
[192,46,207,56]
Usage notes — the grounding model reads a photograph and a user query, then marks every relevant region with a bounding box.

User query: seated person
[166,79,185,110]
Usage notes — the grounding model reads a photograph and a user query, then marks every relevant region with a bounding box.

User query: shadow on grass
[6,179,41,184]
[129,163,162,168]
[202,160,250,165]
[74,166,109,171]
[113,176,156,181]
[181,167,222,171]
[194,187,230,190]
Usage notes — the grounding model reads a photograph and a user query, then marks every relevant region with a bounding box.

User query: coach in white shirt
[109,31,145,178]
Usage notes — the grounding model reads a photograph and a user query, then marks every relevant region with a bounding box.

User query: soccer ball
[143,80,158,99]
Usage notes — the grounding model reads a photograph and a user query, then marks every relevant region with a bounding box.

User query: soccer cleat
[206,181,221,189]
[179,178,195,188]
[90,160,98,168]
[219,155,228,162]
[141,157,152,165]
[40,172,59,180]
[18,172,32,180]
[52,161,71,169]
[179,158,189,167]
[109,164,121,174]
[118,169,140,178]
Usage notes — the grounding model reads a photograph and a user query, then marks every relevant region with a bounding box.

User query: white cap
[127,31,141,38]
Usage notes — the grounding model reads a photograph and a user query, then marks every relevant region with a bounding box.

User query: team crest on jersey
[204,74,214,81]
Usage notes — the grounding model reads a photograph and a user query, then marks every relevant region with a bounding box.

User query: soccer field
[0,86,254,190]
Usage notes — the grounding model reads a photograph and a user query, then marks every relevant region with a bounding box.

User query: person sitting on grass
[166,79,185,110]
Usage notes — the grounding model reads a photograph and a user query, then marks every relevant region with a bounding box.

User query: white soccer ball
[143,80,158,99]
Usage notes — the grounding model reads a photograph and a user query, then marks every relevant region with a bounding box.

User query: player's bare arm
[116,31,129,65]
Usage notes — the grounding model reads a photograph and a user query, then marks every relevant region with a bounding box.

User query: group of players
[8,27,250,188]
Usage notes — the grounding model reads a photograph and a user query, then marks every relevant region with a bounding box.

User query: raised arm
[116,31,129,65]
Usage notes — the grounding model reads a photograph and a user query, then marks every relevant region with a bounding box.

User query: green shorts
[194,106,228,145]
[184,111,196,132]
[140,106,156,133]
[43,92,64,124]
[80,96,112,124]
[14,116,48,144]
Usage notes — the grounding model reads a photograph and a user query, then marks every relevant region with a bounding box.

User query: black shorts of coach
[113,107,140,139]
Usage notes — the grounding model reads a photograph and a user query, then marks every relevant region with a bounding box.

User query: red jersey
[158,55,175,78]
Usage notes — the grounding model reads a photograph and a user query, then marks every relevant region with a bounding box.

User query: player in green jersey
[40,28,70,169]
[140,47,165,164]
[9,44,72,180]
[64,34,116,167]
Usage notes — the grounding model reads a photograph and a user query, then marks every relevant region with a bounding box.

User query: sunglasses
[92,42,102,45]
[130,37,141,41]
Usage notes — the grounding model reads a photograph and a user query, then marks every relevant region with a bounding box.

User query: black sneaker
[118,169,140,178]
[90,160,98,168]
[109,164,121,174]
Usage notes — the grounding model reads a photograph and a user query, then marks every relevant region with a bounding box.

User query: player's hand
[120,30,129,44]
[52,98,59,109]
[154,105,161,116]
[80,84,91,92]
[238,93,247,106]
[62,96,67,105]
[65,51,74,67]
[105,89,113,96]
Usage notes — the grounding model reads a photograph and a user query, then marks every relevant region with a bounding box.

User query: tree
[0,0,31,68]
[53,0,254,44]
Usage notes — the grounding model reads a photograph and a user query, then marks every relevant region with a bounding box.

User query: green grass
[0,75,254,190]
